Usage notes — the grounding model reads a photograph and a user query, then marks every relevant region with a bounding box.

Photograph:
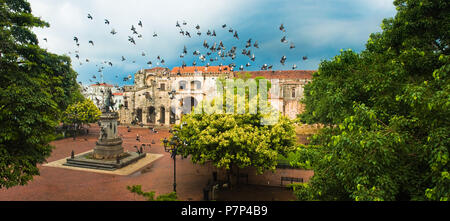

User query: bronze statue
[103,89,116,112]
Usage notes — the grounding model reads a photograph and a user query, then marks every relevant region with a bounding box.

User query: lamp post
[163,131,188,193]
[163,136,178,192]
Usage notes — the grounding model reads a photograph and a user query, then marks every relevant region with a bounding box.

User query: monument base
[64,151,146,171]
[93,137,124,159]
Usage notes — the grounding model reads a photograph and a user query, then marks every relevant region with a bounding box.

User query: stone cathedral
[117,66,314,127]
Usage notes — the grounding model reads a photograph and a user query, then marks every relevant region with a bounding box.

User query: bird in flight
[302,56,308,60]
[121,56,126,61]
[153,32,158,37]
[233,31,239,40]
[280,55,286,65]
[281,36,287,43]
[105,19,110,25]
[43,38,47,42]
[73,36,79,43]
[279,24,285,32]
[110,29,117,35]
[89,40,94,46]
[290,42,295,49]
[138,20,143,27]
[253,40,259,48]
[128,36,136,45]
[292,64,297,69]
[87,14,93,20]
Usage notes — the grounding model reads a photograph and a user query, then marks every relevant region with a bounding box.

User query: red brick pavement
[0,125,306,201]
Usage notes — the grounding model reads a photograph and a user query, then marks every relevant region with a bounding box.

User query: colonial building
[82,83,122,111]
[118,66,314,127]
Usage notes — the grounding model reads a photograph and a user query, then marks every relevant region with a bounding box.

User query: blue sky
[29,0,397,86]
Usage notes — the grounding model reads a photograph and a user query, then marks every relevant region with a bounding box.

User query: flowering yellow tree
[62,99,101,131]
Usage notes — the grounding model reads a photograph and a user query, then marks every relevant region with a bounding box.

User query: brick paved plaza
[0,125,302,201]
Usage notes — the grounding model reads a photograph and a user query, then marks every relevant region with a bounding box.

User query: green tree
[297,0,449,201]
[0,0,83,188]
[172,77,296,182]
[127,185,177,201]
[62,99,101,131]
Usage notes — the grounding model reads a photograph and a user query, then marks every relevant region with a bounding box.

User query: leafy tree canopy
[0,0,83,188]
[62,99,101,129]
[173,76,296,174]
[297,0,449,201]
[127,185,177,201]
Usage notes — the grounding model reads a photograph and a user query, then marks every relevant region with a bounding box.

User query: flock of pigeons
[43,12,309,87]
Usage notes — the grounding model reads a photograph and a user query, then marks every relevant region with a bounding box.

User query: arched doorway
[136,108,143,123]
[159,106,166,124]
[147,106,156,124]
[181,96,198,114]
[170,106,176,124]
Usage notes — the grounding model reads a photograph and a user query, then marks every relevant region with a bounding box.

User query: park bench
[280,176,303,186]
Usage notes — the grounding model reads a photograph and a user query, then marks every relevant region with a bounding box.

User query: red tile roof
[91,83,114,87]
[145,67,168,71]
[171,66,231,74]
[112,93,123,96]
[235,70,315,80]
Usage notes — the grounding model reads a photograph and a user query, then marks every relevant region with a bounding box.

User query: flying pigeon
[128,36,136,45]
[253,40,259,48]
[280,56,287,65]
[279,24,285,32]
[290,42,295,49]
[87,14,93,20]
[105,19,110,25]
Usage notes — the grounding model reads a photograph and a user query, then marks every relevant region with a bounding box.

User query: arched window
[191,80,201,90]
[179,80,187,90]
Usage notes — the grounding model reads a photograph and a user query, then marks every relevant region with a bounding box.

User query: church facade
[117,66,314,127]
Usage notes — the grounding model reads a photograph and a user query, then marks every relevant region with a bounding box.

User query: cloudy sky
[28,0,397,86]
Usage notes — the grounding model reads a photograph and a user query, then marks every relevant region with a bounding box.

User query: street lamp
[163,136,179,192]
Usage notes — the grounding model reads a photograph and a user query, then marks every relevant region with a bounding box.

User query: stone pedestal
[93,112,123,159]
